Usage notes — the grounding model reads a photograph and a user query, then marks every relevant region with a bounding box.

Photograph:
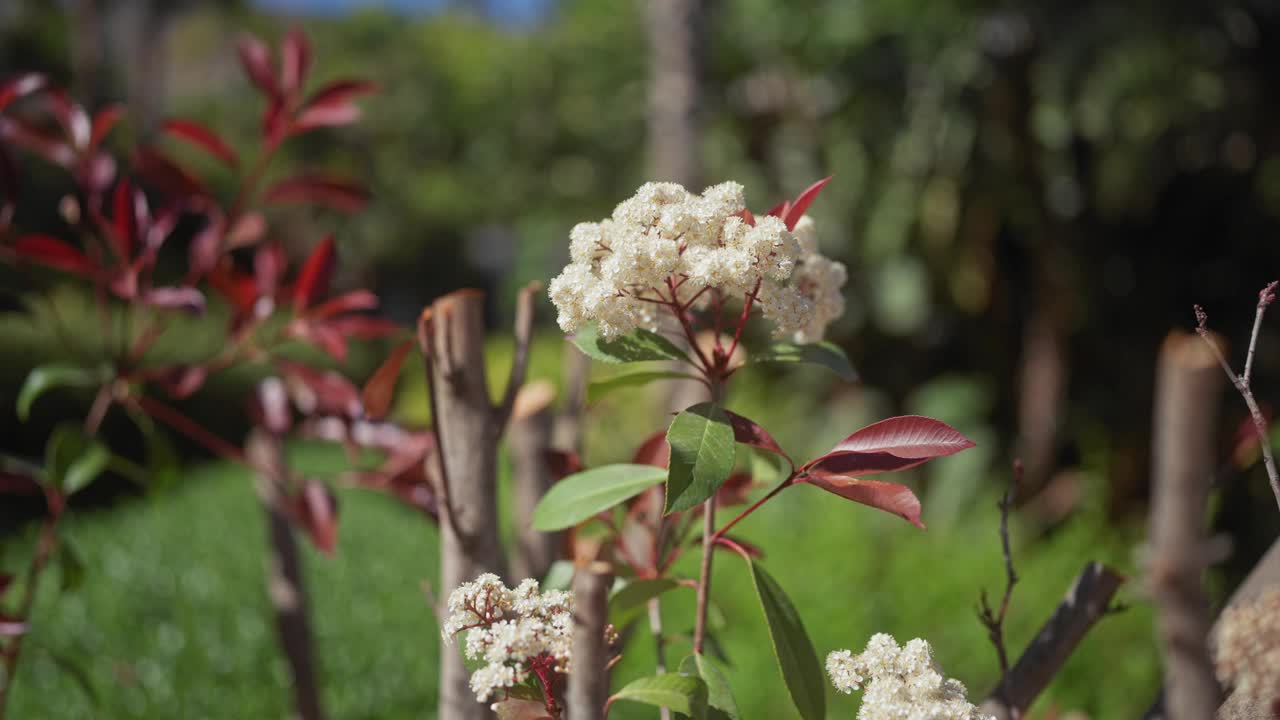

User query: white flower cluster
[443,574,574,703]
[826,634,993,720]
[548,181,846,341]
[1214,586,1280,701]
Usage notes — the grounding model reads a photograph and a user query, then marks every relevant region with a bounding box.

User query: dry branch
[568,561,613,720]
[246,428,326,720]
[979,461,1022,715]
[1148,331,1223,720]
[509,381,560,581]
[979,562,1124,720]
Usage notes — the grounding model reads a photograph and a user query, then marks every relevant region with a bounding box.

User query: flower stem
[711,475,795,542]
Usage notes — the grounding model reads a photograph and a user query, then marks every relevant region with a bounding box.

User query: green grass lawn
[3,444,1158,719]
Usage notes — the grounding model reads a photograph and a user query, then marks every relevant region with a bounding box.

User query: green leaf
[41,648,99,707]
[532,464,667,531]
[588,370,701,403]
[678,655,740,720]
[17,364,101,421]
[45,424,110,496]
[58,537,85,592]
[664,403,736,514]
[743,559,825,720]
[749,341,857,382]
[608,578,681,629]
[613,674,708,719]
[572,324,691,364]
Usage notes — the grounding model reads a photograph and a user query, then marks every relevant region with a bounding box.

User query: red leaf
[0,73,48,112]
[237,34,277,98]
[278,360,362,418]
[298,479,338,555]
[89,104,125,153]
[632,430,670,468]
[309,289,378,320]
[782,176,832,231]
[10,234,97,277]
[187,213,225,280]
[133,147,208,198]
[716,472,754,506]
[160,119,239,168]
[822,415,975,460]
[804,450,929,477]
[225,212,267,250]
[110,178,136,260]
[0,472,41,496]
[280,27,312,99]
[263,175,369,212]
[800,471,924,529]
[294,321,349,362]
[292,235,335,312]
[143,286,206,315]
[544,449,583,480]
[256,240,288,299]
[361,340,412,420]
[254,376,292,434]
[46,90,90,150]
[734,208,756,227]
[764,200,790,218]
[713,535,764,559]
[724,409,789,460]
[208,265,258,314]
[324,315,400,340]
[0,116,75,167]
[294,80,376,132]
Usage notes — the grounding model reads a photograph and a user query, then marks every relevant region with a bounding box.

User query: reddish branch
[0,519,58,720]
[1194,281,1280,511]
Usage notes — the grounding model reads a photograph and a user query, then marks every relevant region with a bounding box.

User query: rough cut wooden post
[979,562,1123,719]
[645,0,704,187]
[1149,330,1223,720]
[423,290,502,720]
[422,284,539,720]
[568,561,613,720]
[246,428,326,720]
[509,381,560,581]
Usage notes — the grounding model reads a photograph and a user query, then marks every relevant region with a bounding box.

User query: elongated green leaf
[45,424,110,496]
[588,370,701,403]
[532,464,667,531]
[679,655,739,719]
[572,324,691,364]
[665,403,736,514]
[749,341,856,382]
[609,578,681,629]
[745,559,825,720]
[17,364,100,421]
[613,674,708,718]
[58,537,85,592]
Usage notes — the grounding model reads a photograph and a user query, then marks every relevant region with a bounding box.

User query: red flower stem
[131,395,246,464]
[0,517,58,720]
[665,279,714,377]
[725,278,762,362]
[710,474,796,542]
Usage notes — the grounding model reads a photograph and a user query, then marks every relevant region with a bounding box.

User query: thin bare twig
[1194,280,1280,511]
[978,460,1022,718]
[978,563,1125,720]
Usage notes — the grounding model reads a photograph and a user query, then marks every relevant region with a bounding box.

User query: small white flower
[826,634,993,720]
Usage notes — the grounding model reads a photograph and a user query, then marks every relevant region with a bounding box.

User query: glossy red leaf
[805,451,929,478]
[278,360,361,418]
[208,265,258,314]
[263,175,369,212]
[632,430,670,468]
[295,321,348,362]
[724,409,789,459]
[298,479,338,555]
[133,147,207,198]
[236,34,277,97]
[110,178,136,260]
[0,73,48,112]
[821,415,975,460]
[143,286,206,315]
[782,176,832,231]
[294,80,376,132]
[281,27,312,98]
[89,104,125,153]
[309,289,378,320]
[10,234,97,276]
[800,471,924,529]
[256,241,288,299]
[160,119,239,168]
[324,315,401,340]
[0,116,75,167]
[292,235,335,312]
[361,340,412,420]
[764,200,790,218]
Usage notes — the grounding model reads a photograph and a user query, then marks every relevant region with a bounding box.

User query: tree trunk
[510,383,560,582]
[568,562,613,720]
[1149,331,1223,720]
[246,429,326,720]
